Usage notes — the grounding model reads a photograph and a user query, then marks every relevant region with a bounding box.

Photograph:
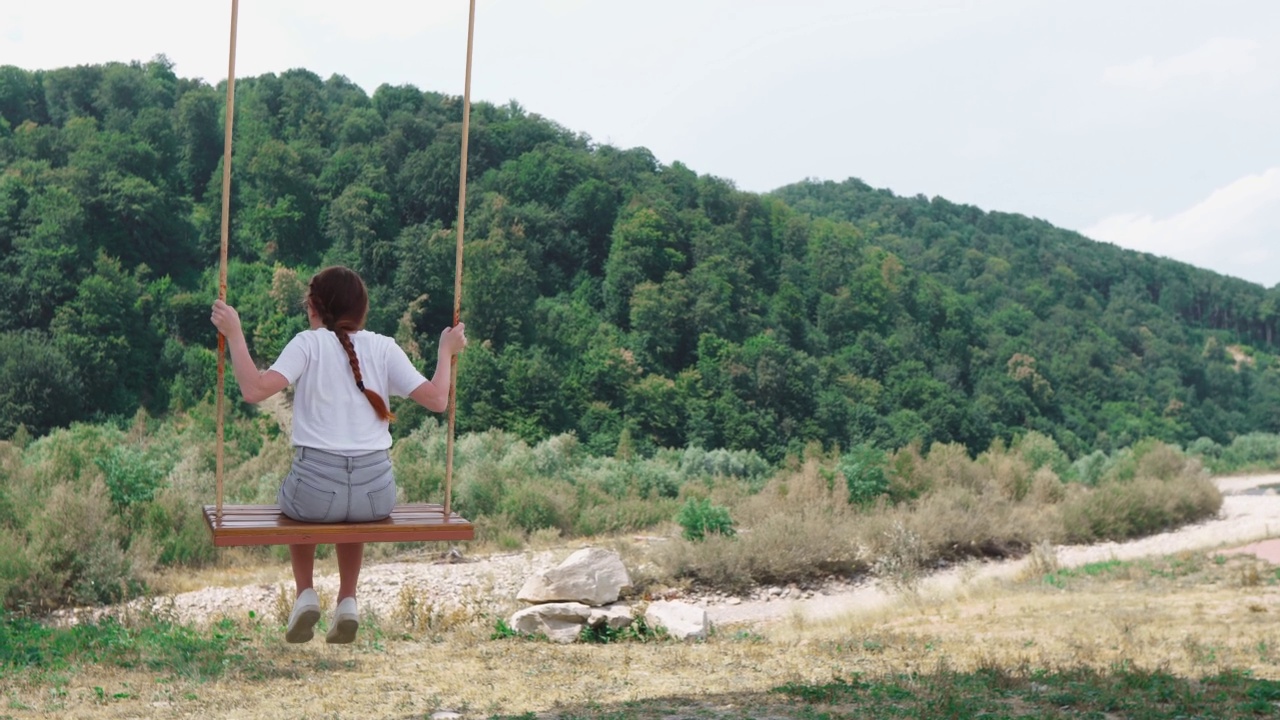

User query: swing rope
[213,0,476,527]
[445,0,478,522]
[214,0,240,526]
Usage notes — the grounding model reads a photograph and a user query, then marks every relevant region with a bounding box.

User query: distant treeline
[1,57,1279,458]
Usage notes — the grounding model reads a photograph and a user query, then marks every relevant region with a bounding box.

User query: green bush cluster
[1186,432,1280,475]
[0,409,771,612]
[0,402,1243,612]
[676,498,736,541]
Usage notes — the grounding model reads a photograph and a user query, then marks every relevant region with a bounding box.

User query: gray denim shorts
[277,447,397,523]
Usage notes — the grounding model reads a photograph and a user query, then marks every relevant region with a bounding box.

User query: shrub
[141,487,217,567]
[16,480,139,609]
[1219,433,1280,472]
[456,465,507,519]
[676,497,736,541]
[1186,436,1222,460]
[1070,450,1110,486]
[839,444,889,506]
[572,497,678,537]
[978,444,1034,501]
[680,447,772,489]
[499,481,567,534]
[598,459,681,500]
[532,433,582,476]
[1060,472,1221,543]
[0,528,33,611]
[1012,431,1071,477]
[96,446,166,513]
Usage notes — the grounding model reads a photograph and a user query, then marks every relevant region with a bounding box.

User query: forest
[2,57,1279,462]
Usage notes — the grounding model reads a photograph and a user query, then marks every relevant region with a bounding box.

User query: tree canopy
[2,58,1278,458]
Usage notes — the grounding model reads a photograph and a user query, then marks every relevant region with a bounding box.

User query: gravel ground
[115,474,1280,630]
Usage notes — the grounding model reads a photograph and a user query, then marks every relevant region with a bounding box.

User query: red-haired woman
[210,266,467,644]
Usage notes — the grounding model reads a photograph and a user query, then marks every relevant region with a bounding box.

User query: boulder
[644,601,709,641]
[588,602,634,630]
[517,548,632,606]
[510,602,593,643]
[509,601,635,643]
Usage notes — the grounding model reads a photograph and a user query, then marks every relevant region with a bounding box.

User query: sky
[3,0,1278,287]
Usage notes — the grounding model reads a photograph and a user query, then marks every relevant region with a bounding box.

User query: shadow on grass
[487,665,1280,720]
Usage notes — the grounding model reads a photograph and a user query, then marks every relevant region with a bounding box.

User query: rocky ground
[114,474,1280,630]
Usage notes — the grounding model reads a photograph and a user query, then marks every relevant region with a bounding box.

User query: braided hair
[306,266,394,421]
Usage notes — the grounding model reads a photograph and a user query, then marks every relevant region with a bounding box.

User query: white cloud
[1103,37,1261,90]
[1083,168,1280,286]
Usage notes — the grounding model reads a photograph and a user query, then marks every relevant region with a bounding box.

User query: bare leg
[290,544,317,597]
[335,543,364,600]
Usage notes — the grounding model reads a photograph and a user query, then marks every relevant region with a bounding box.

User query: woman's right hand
[210,300,243,338]
[440,322,468,356]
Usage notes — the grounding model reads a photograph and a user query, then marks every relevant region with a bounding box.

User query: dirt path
[705,473,1280,627]
[147,474,1280,629]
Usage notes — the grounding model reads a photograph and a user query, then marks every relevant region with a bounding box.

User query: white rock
[517,548,632,606]
[644,600,710,641]
[588,602,634,630]
[431,712,463,720]
[510,602,593,643]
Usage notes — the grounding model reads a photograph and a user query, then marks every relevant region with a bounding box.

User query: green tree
[50,253,157,418]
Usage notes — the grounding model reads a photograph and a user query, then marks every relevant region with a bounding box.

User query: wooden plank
[202,504,474,547]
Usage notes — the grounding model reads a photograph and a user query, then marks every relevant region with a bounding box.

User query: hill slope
[1,59,1278,457]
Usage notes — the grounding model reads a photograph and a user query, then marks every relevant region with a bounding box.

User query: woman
[211,266,467,643]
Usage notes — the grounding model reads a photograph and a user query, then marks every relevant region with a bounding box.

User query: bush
[572,496,678,537]
[1012,431,1070,477]
[1186,436,1222,460]
[1070,450,1109,486]
[96,446,166,513]
[839,444,889,506]
[141,487,217,567]
[1060,472,1221,543]
[1219,433,1280,473]
[499,481,567,534]
[680,447,772,489]
[15,480,140,610]
[676,497,736,541]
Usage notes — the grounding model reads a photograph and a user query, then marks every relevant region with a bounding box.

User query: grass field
[2,546,1279,719]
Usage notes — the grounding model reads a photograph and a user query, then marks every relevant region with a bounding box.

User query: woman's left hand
[210,300,243,338]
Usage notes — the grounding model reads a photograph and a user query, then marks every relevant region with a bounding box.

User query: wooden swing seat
[202,504,474,547]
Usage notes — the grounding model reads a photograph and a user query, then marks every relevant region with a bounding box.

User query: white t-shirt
[269,329,428,453]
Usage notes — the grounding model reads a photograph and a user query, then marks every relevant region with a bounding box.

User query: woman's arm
[409,323,467,413]
[210,300,290,404]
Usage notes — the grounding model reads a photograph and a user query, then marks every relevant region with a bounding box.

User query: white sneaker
[285,588,321,643]
[326,596,359,644]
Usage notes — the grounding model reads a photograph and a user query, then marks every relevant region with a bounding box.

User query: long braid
[335,324,394,421]
[308,266,394,422]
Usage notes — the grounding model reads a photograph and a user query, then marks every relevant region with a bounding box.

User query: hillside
[1,58,1279,458]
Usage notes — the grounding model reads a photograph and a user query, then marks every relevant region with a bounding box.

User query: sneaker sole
[326,617,359,644]
[285,608,321,643]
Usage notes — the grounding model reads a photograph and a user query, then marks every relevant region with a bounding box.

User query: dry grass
[654,441,1223,596]
[795,552,1280,681]
[4,547,1278,720]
